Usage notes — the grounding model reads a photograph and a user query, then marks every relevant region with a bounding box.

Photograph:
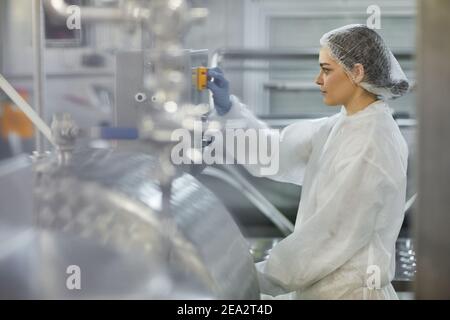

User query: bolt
[135,92,147,102]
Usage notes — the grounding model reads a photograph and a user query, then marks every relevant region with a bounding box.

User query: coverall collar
[340,100,387,118]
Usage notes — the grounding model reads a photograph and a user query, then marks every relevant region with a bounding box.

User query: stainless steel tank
[1,148,260,299]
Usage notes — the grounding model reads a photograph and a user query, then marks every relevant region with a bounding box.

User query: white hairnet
[320,24,409,100]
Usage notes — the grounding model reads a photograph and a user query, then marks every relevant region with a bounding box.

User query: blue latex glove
[207,67,232,115]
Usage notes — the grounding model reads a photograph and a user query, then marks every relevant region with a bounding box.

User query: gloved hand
[207,67,232,115]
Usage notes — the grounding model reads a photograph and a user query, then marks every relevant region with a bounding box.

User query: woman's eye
[322,69,330,74]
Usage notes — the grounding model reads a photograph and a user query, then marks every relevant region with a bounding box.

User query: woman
[207,24,409,299]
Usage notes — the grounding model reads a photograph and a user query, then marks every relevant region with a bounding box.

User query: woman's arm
[207,95,329,185]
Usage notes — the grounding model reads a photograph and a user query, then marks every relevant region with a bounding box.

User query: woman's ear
[352,63,365,84]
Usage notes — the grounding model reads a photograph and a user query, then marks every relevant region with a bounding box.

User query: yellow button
[196,67,208,91]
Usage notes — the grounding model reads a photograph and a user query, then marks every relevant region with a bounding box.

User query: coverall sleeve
[260,154,400,294]
[208,95,328,185]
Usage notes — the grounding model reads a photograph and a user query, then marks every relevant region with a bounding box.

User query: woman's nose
[315,73,323,86]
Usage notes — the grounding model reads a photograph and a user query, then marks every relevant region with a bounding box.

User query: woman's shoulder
[358,112,408,180]
[337,110,407,163]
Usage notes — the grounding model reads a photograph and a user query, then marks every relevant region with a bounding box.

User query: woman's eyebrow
[319,63,331,67]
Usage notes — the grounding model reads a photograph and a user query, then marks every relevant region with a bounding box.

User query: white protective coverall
[209,95,408,299]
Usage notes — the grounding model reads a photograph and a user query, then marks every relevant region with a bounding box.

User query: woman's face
[315,47,357,106]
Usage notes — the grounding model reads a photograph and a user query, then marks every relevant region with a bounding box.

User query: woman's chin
[323,98,338,106]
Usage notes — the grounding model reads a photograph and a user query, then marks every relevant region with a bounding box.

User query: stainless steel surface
[22,147,259,299]
[115,50,209,128]
[1,227,208,299]
[416,0,450,299]
[0,155,33,227]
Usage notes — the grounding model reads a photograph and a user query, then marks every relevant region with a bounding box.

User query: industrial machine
[0,0,260,299]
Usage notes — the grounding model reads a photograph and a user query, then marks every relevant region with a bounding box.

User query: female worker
[206,24,409,299]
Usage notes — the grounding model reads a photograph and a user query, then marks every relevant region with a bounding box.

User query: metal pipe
[263,81,318,92]
[212,49,318,66]
[32,0,47,154]
[202,166,294,236]
[211,48,414,67]
[0,1,4,74]
[44,0,121,21]
[404,193,417,215]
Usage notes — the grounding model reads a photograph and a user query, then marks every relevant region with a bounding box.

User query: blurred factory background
[0,0,449,299]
